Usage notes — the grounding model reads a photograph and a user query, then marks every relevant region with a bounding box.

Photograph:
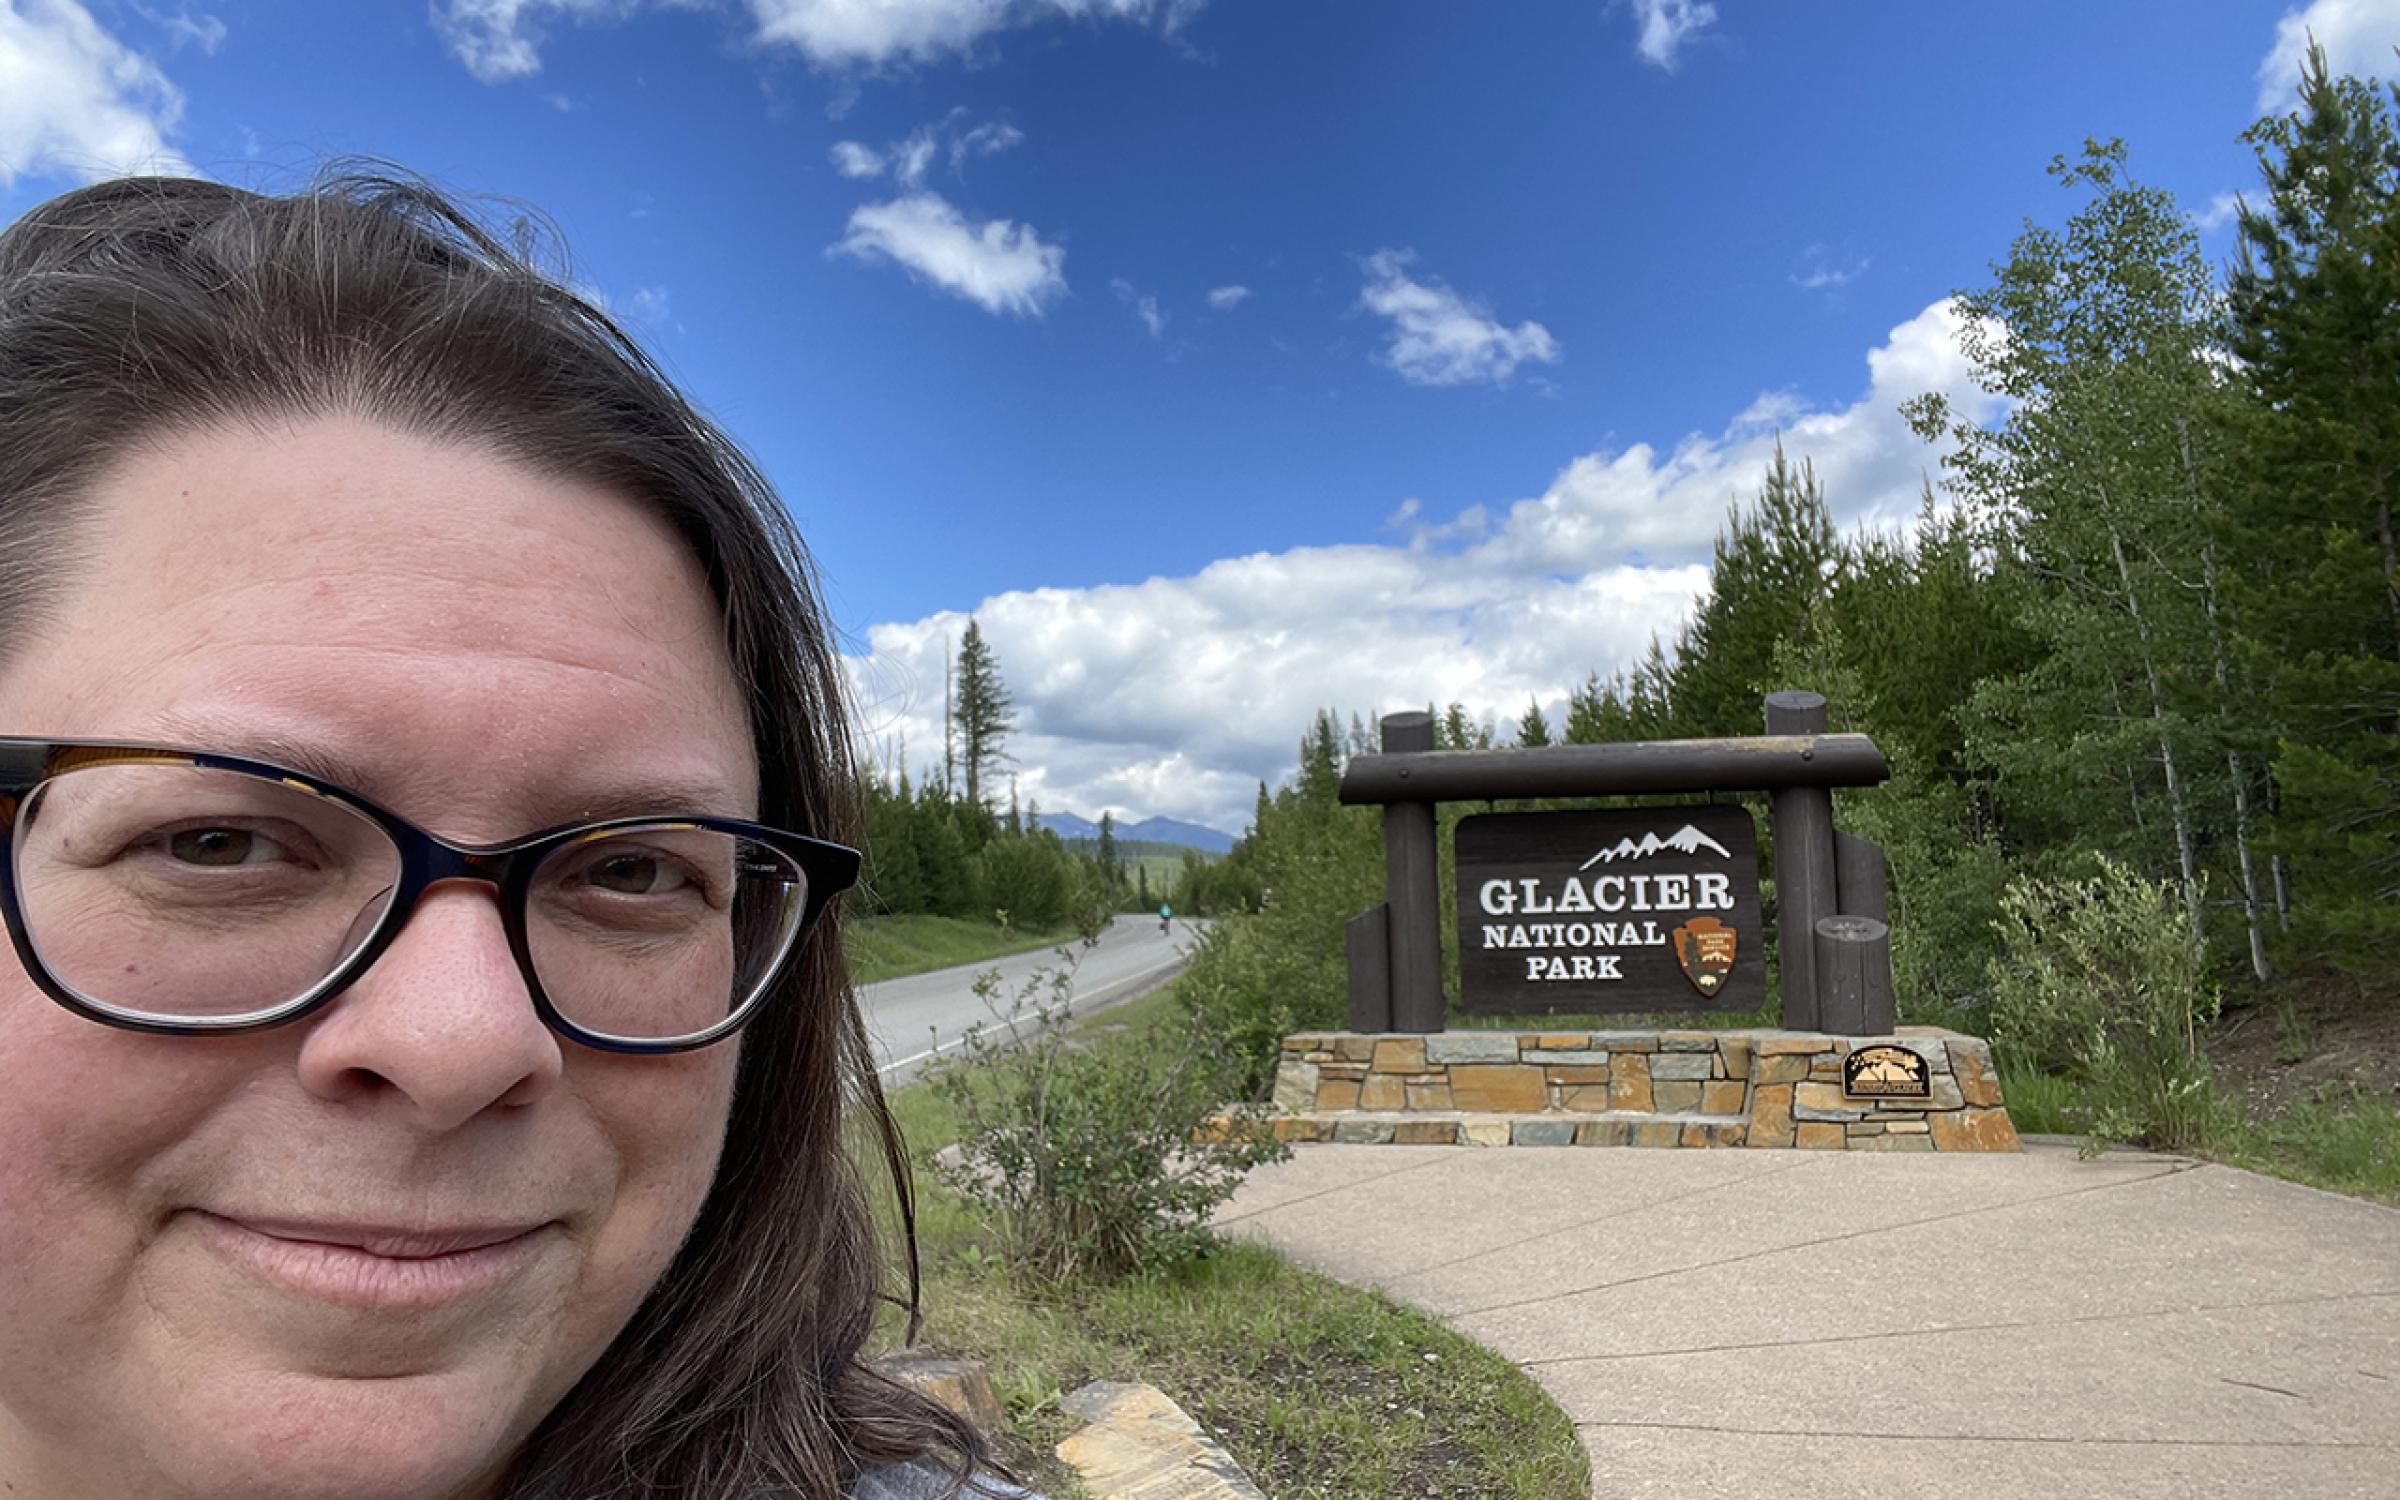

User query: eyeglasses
[0,738,860,1053]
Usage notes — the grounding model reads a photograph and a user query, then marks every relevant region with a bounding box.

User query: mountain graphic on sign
[1576,824,1733,870]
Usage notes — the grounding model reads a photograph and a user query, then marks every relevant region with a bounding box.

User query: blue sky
[5,0,2396,834]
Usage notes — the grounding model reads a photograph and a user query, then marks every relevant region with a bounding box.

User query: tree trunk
[2109,516,2205,951]
[2180,419,2271,982]
[2105,673,2146,832]
[2378,489,2400,728]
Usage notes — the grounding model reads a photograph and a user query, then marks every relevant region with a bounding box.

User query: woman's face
[0,415,757,1500]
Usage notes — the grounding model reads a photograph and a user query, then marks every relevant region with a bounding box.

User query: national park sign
[1453,805,1764,1015]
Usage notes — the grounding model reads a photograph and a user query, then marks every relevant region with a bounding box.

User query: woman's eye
[165,828,282,867]
[587,853,692,896]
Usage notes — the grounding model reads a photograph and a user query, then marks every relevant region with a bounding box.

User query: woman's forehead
[0,415,758,825]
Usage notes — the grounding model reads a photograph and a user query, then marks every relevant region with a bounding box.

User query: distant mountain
[1576,824,1733,869]
[1034,811,1100,842]
[1034,811,1236,855]
[1123,817,1236,854]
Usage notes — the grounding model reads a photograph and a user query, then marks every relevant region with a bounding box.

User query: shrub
[924,953,1288,1284]
[1985,855,2223,1152]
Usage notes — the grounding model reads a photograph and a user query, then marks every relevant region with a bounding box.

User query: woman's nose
[292,881,564,1129]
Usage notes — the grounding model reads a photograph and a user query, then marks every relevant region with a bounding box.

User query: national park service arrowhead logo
[1672,915,1737,998]
[1843,1043,1932,1099]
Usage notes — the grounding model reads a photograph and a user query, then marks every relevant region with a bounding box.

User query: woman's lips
[190,1211,554,1308]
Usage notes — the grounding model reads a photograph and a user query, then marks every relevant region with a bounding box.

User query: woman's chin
[143,1364,537,1500]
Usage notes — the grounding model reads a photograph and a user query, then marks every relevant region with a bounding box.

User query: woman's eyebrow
[552,780,753,823]
[142,718,748,821]
[146,719,386,794]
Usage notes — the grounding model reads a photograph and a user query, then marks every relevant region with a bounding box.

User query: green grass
[1993,1063,2400,1205]
[1995,1062,2079,1136]
[877,988,1592,1500]
[847,914,1080,986]
[2214,1087,2400,1205]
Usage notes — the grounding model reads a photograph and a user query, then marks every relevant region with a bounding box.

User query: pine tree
[953,618,1015,811]
[1517,699,1553,747]
[1669,443,1839,738]
[2224,47,2400,964]
[1096,810,1123,893]
[1294,710,1343,807]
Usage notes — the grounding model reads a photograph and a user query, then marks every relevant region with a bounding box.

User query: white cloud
[2257,0,2400,112]
[1791,247,1869,291]
[0,0,195,186]
[434,0,1199,80]
[829,139,884,177]
[891,126,939,187]
[831,191,1067,316]
[1358,248,1561,388]
[629,285,673,326]
[431,0,641,83]
[135,4,225,53]
[747,0,1199,68]
[1628,0,1717,72]
[1112,277,1165,337]
[1205,283,1251,310]
[845,299,1997,832]
[828,112,1020,187]
[952,117,1024,168]
[2191,191,2245,232]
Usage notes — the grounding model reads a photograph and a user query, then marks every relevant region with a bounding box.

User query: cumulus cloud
[437,0,1199,80]
[0,0,195,186]
[748,0,1200,67]
[1628,0,1717,72]
[1205,283,1250,310]
[2257,0,2400,112]
[845,299,1997,832]
[831,192,1068,315]
[1358,248,1560,388]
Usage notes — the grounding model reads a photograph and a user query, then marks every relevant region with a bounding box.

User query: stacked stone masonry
[1263,1028,2019,1151]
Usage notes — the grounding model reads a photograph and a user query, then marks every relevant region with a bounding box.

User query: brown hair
[0,169,988,1497]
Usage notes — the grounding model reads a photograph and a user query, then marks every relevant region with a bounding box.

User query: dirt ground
[2208,965,2400,1117]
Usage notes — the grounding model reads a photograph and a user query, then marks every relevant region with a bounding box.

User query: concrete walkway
[1217,1140,2400,1499]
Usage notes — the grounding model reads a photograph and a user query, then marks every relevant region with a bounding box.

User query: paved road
[859,917,1199,1087]
[1220,1139,2400,1499]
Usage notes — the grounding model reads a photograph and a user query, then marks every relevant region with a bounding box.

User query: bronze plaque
[1454,806,1763,1014]
[1843,1044,1931,1100]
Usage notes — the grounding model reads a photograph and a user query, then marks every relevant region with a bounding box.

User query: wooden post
[1813,915,1893,1037]
[1380,711,1445,1033]
[1834,831,1889,924]
[1765,690,1838,1030]
[1346,904,1393,1032]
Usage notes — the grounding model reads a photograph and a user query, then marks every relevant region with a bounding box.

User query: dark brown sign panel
[1454,806,1763,1014]
[1843,1044,1931,1099]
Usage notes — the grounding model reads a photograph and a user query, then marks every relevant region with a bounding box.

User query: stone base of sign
[1255,1027,2018,1151]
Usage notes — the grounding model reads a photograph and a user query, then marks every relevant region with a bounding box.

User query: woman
[0,172,1028,1498]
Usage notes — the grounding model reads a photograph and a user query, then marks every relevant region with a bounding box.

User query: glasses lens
[13,763,402,1025]
[524,825,806,1044]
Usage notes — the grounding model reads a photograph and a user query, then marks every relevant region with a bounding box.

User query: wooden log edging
[1336,731,1892,804]
[1241,1028,2020,1151]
